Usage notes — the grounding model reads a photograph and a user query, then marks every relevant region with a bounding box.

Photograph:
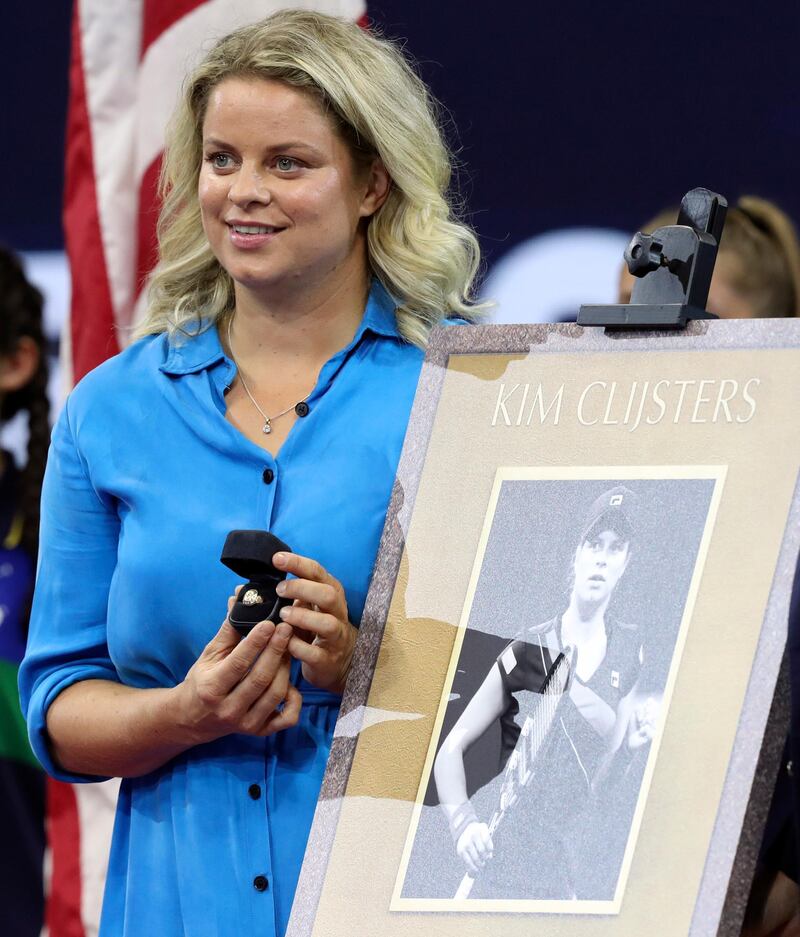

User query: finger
[202,615,248,660]
[273,552,338,587]
[204,587,250,658]
[286,633,326,666]
[246,647,291,709]
[466,839,483,870]
[276,577,340,612]
[259,685,303,736]
[225,583,248,613]
[279,604,340,639]
[212,620,277,691]
[458,841,478,876]
[229,623,293,709]
[475,827,493,862]
[239,657,292,732]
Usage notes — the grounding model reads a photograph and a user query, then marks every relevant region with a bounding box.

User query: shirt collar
[356,277,402,340]
[159,322,227,376]
[159,278,401,377]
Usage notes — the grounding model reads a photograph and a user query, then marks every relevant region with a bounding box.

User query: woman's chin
[577,586,608,605]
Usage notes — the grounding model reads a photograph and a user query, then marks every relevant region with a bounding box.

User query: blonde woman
[618,196,800,319]
[20,12,483,937]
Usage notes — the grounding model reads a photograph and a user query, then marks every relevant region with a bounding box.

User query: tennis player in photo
[394,473,719,908]
[434,486,657,899]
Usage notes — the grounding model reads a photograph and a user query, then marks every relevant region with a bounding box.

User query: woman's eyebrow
[202,136,237,150]
[267,141,321,153]
[201,137,324,157]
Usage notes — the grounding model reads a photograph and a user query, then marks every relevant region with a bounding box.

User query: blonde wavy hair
[136,10,487,347]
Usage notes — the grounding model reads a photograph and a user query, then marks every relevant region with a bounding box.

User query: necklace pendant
[262,420,272,435]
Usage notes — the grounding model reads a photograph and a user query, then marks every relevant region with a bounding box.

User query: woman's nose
[227,165,271,207]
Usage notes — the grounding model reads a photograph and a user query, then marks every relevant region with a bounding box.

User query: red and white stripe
[57,2,366,933]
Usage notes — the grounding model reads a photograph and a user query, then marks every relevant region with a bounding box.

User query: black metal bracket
[578,187,728,329]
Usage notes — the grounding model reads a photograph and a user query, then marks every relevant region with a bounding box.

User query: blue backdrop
[3,2,799,273]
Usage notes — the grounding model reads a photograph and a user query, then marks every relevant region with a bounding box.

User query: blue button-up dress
[19,281,425,936]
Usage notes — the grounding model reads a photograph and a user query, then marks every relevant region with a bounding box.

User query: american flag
[49,2,366,935]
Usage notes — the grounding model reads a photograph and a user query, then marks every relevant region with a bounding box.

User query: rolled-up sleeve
[19,395,121,782]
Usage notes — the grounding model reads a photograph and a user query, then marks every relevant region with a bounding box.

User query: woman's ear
[358,158,391,219]
[0,336,40,393]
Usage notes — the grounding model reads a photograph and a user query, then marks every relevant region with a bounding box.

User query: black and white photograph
[393,469,723,912]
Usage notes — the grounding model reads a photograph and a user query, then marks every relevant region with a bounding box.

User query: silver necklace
[226,317,311,435]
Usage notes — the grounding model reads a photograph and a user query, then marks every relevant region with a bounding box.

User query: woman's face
[198,77,386,301]
[572,528,630,605]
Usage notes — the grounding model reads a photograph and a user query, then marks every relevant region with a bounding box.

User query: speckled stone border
[288,320,800,937]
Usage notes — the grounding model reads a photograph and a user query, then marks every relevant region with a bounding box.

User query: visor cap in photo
[580,485,637,543]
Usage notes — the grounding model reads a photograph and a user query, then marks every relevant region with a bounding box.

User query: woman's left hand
[273,552,357,694]
[625,695,659,752]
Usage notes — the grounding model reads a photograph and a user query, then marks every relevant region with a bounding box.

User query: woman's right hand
[173,596,301,745]
[456,821,494,875]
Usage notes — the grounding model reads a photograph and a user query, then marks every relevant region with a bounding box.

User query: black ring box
[220,530,293,636]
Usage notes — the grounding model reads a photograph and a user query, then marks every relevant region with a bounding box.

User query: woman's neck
[226,262,371,372]
[562,594,609,638]
[561,596,610,683]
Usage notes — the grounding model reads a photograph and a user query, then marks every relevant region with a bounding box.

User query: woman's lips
[227,223,283,250]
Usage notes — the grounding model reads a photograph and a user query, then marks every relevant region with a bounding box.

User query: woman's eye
[207,153,234,170]
[276,156,299,172]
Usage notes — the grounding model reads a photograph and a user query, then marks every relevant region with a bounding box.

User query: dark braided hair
[0,248,51,559]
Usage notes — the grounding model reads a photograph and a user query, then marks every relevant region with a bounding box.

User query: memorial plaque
[288,320,800,937]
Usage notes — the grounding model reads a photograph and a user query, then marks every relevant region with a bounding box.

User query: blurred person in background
[618,196,800,319]
[619,196,800,937]
[0,247,50,936]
